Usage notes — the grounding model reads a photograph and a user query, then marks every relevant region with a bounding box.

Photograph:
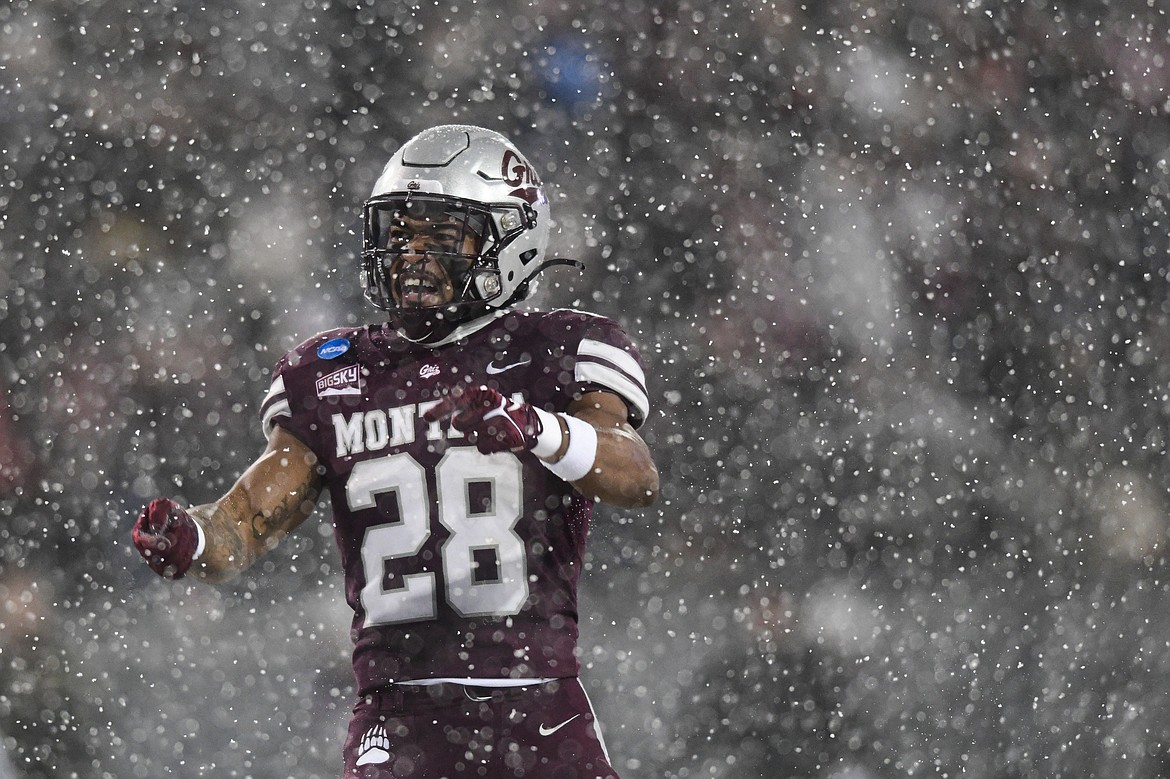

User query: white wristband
[541,414,598,483]
[191,514,206,561]
[531,407,565,459]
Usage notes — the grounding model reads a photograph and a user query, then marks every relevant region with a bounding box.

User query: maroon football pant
[343,678,619,779]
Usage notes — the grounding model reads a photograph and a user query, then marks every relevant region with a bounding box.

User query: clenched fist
[131,498,202,579]
[424,385,560,457]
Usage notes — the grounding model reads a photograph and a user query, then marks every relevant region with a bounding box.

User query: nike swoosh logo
[486,358,531,374]
[538,714,580,736]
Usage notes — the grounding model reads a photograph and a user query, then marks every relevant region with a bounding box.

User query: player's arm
[560,390,658,508]
[131,426,323,584]
[189,426,323,582]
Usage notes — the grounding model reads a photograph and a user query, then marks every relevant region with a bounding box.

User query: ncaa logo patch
[317,337,351,360]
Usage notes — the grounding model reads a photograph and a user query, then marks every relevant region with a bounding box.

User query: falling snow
[2,1,1170,778]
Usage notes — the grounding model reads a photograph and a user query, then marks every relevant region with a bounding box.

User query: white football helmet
[361,125,576,342]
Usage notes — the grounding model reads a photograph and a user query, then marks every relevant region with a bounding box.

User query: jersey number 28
[346,449,528,625]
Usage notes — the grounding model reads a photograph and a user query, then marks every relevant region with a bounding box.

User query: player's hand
[131,498,201,579]
[424,385,546,455]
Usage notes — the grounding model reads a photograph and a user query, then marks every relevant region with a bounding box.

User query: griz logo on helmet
[501,148,544,205]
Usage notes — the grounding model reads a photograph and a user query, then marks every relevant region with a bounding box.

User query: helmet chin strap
[392,299,494,345]
[389,258,585,346]
[392,304,456,344]
[397,309,508,347]
[505,258,585,307]
[536,257,586,273]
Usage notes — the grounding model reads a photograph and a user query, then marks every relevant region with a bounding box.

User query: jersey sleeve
[257,342,321,446]
[557,311,650,428]
[259,365,291,439]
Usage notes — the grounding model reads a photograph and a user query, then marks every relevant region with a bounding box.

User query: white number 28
[345,449,529,626]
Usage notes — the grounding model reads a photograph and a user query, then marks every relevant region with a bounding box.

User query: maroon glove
[424,385,547,455]
[131,498,201,579]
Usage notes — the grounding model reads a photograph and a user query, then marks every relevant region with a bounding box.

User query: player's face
[384,212,479,309]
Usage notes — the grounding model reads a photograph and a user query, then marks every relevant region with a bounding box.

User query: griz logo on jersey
[332,392,527,458]
[501,149,543,205]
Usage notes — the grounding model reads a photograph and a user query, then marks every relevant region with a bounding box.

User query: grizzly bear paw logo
[356,725,390,766]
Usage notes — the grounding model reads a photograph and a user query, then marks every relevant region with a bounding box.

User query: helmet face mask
[363,194,492,313]
[361,126,552,343]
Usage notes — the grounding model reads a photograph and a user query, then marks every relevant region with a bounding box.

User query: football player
[131,125,660,778]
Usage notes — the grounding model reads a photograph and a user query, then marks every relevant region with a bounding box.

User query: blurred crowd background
[2,0,1170,777]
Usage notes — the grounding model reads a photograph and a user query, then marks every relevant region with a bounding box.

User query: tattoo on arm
[251,511,270,540]
[188,503,251,584]
[249,482,318,546]
[181,428,323,585]
[188,476,320,583]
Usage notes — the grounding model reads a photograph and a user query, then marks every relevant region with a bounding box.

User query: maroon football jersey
[259,309,649,695]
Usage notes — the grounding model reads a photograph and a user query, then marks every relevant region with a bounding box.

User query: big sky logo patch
[316,364,362,398]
